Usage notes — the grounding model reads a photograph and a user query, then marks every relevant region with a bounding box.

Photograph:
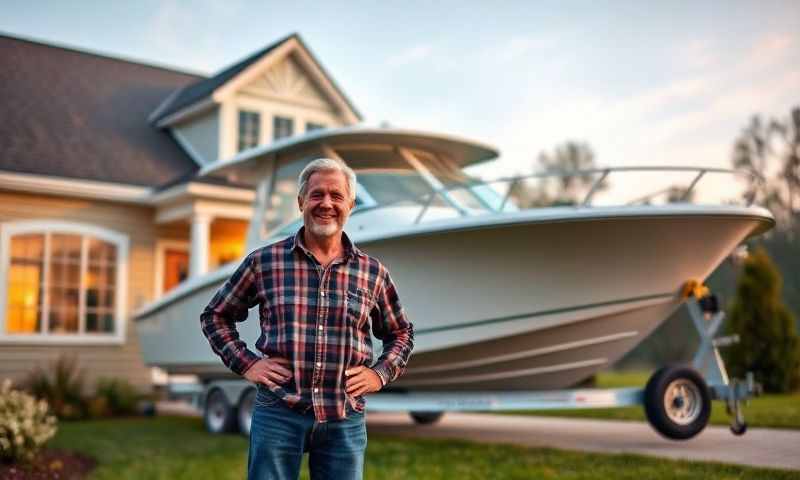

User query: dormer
[149,33,362,165]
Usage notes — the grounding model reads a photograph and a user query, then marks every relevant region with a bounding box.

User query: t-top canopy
[198,126,499,187]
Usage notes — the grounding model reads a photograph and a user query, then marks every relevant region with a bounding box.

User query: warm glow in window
[6,234,44,333]
[4,231,119,336]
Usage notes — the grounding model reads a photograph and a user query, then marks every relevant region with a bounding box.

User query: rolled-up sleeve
[200,252,261,376]
[369,269,414,386]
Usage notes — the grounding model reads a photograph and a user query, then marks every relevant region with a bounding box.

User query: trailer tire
[204,388,238,434]
[644,365,711,440]
[410,411,444,425]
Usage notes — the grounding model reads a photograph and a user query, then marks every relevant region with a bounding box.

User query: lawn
[506,371,800,430]
[45,415,797,479]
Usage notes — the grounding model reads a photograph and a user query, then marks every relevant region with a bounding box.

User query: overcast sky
[2,1,798,198]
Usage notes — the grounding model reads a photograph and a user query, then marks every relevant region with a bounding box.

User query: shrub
[0,379,58,464]
[93,378,141,417]
[24,355,89,420]
[724,247,800,393]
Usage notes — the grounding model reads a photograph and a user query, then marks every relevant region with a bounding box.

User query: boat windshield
[262,152,507,239]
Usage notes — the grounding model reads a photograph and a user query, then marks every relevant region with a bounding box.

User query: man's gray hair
[297,158,357,201]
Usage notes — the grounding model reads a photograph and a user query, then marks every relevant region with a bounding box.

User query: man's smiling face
[298,169,354,238]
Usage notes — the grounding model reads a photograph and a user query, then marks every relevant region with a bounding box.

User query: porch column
[189,212,212,277]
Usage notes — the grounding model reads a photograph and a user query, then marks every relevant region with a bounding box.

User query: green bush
[0,379,58,464]
[93,378,141,417]
[24,355,89,420]
[724,247,800,393]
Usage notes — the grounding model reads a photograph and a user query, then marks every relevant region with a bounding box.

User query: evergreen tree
[724,247,800,392]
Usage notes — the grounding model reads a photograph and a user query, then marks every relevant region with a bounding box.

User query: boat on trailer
[133,126,773,437]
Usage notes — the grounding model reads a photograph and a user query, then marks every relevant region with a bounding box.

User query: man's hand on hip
[244,357,292,386]
[345,366,382,396]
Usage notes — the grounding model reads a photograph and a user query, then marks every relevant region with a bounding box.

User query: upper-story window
[0,221,128,344]
[306,122,325,133]
[273,116,294,141]
[238,110,261,152]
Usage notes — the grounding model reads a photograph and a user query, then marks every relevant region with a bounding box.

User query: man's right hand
[243,357,292,386]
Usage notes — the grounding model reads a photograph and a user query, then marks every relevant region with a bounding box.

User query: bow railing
[266,166,765,237]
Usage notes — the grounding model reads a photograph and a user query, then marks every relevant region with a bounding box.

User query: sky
[2,1,799,200]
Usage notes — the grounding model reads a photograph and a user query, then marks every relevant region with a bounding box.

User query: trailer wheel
[204,388,238,434]
[410,411,444,425]
[644,366,711,440]
[238,388,256,437]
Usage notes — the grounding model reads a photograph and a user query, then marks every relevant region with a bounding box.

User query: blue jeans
[248,386,367,480]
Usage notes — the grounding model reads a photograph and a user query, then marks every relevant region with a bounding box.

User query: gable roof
[0,34,202,188]
[150,33,362,125]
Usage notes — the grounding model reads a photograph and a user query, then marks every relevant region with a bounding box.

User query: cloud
[385,44,434,68]
[466,27,800,206]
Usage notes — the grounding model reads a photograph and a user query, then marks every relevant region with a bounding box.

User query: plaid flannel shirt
[200,228,414,422]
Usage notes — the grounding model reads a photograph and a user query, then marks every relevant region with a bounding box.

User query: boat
[134,126,774,392]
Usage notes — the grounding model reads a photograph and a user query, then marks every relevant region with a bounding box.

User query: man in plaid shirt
[200,157,414,480]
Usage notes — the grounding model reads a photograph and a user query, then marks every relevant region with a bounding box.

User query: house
[0,32,362,392]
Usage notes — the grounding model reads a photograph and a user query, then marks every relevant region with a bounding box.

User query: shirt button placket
[313,272,328,417]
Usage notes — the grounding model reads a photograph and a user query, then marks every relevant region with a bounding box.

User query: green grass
[47,415,798,479]
[505,371,800,429]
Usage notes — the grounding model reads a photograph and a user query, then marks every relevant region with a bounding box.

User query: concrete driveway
[366,412,800,472]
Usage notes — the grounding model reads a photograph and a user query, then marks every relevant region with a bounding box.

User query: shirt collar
[290,226,365,261]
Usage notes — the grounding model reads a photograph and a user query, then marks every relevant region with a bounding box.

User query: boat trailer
[193,292,755,440]
[366,292,756,440]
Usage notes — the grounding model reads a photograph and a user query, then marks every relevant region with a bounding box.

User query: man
[200,158,414,480]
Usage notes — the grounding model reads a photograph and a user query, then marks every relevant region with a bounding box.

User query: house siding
[172,106,220,165]
[0,190,157,393]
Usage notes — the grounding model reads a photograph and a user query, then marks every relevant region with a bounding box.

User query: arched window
[0,221,128,344]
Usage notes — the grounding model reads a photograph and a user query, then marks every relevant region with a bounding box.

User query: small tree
[724,247,800,393]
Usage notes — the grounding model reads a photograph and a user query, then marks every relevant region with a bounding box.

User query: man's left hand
[345,366,383,396]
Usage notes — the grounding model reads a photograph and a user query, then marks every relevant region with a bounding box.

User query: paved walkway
[365,412,800,472]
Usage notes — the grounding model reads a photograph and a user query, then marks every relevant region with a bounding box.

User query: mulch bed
[1,450,96,480]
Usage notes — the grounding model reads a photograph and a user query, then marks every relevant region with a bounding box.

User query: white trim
[212,37,359,122]
[154,239,190,298]
[212,40,297,102]
[0,220,129,345]
[0,170,152,204]
[153,37,360,130]
[150,181,255,205]
[155,200,253,225]
[0,170,255,207]
[155,203,194,224]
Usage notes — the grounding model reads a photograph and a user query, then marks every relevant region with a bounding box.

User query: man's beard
[306,210,349,237]
[308,220,339,237]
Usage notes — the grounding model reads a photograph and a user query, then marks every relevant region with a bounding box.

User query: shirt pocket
[345,288,372,329]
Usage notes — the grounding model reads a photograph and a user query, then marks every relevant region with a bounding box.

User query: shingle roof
[0,34,202,187]
[150,33,362,124]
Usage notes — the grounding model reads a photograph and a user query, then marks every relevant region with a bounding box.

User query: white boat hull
[135,206,772,390]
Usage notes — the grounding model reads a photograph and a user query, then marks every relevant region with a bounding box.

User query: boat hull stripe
[414,292,674,335]
[411,331,638,374]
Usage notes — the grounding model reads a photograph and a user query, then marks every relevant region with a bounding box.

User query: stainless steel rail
[267,166,764,235]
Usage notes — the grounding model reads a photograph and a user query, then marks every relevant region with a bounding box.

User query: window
[0,221,128,343]
[306,122,325,133]
[273,116,294,140]
[238,110,261,152]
